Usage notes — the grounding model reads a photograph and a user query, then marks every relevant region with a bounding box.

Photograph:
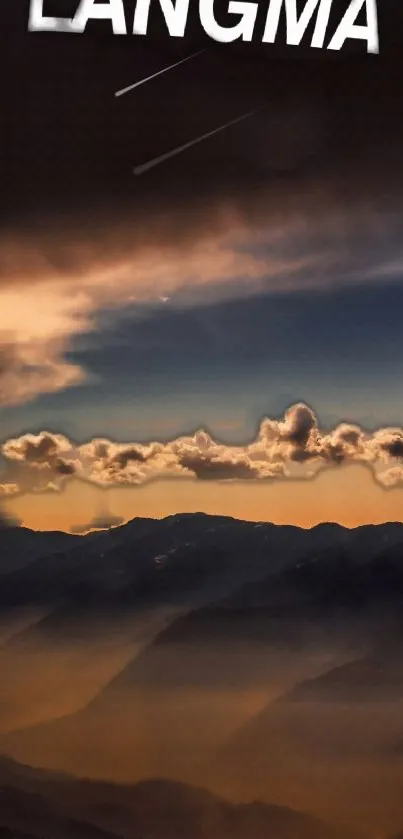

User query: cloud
[0,507,22,529]
[70,514,125,534]
[0,222,296,407]
[3,30,403,410]
[2,203,403,407]
[2,431,78,479]
[0,483,20,497]
[0,280,90,406]
[3,403,403,496]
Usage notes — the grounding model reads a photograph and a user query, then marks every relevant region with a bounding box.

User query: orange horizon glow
[5,463,403,533]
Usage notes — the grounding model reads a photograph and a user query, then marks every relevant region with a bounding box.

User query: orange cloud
[0,222,304,407]
[1,201,402,407]
[3,403,403,498]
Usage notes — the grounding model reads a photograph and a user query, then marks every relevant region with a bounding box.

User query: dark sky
[3,0,403,233]
[2,0,403,444]
[4,0,403,528]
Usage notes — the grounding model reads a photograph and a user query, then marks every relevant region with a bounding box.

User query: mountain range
[1,514,403,835]
[0,754,364,839]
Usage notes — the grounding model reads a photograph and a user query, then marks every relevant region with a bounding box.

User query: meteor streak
[115,50,204,97]
[133,108,259,175]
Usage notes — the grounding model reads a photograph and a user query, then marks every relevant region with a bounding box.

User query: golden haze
[6,463,403,532]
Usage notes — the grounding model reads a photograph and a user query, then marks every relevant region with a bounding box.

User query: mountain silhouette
[2,515,403,834]
[0,755,362,839]
[0,527,84,575]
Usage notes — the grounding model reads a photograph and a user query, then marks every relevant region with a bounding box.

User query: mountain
[3,523,403,785]
[287,653,403,703]
[2,516,403,833]
[0,513,310,613]
[0,513,312,732]
[0,757,125,839]
[210,641,403,833]
[0,755,362,839]
[0,513,317,734]
[0,527,84,575]
[2,515,403,630]
[0,786,126,839]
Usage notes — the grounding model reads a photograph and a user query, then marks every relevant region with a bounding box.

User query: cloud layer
[0,219,303,407]
[2,203,403,408]
[2,403,403,497]
[3,14,403,412]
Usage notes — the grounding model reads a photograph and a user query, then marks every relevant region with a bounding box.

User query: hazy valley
[1,514,403,837]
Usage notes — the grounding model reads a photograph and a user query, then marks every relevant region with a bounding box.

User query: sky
[2,0,403,531]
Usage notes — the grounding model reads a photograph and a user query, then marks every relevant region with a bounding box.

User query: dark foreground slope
[0,755,362,839]
[2,516,403,834]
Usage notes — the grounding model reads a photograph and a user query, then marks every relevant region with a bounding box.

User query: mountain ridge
[0,754,365,839]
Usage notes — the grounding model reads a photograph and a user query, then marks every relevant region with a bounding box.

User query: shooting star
[115,50,204,98]
[133,108,259,176]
